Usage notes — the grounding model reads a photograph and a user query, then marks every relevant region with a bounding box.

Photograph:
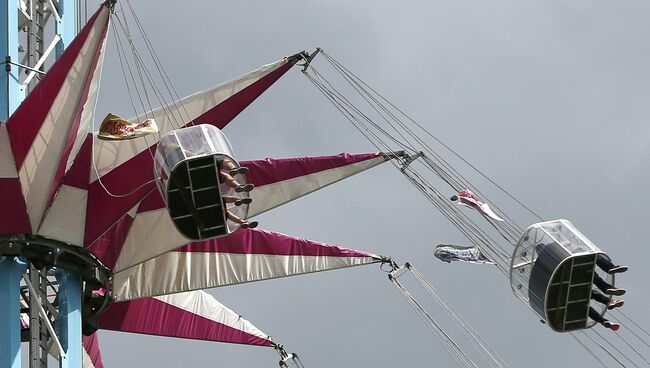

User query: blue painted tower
[1,1,82,367]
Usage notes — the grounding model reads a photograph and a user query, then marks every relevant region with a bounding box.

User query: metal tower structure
[1,1,82,367]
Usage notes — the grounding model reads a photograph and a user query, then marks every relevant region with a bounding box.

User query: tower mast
[1,1,81,367]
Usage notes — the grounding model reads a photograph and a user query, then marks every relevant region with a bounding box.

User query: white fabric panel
[82,349,95,368]
[156,290,270,341]
[18,8,109,230]
[91,59,287,181]
[113,208,187,273]
[114,251,378,301]
[66,26,108,173]
[0,124,18,178]
[37,185,87,245]
[248,156,386,218]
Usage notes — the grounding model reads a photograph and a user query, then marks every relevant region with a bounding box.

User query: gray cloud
[95,1,650,367]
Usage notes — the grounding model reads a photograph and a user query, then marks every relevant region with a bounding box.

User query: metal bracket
[22,34,61,86]
[400,151,424,172]
[1,57,46,76]
[387,261,411,281]
[22,275,66,358]
[383,150,406,160]
[299,47,321,72]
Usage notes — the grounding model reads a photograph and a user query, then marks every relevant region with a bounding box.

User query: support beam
[0,257,27,368]
[0,0,20,119]
[56,270,82,368]
[55,0,77,56]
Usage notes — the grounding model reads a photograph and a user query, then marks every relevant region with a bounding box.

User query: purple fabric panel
[137,187,165,213]
[0,178,31,233]
[84,151,157,247]
[6,6,103,169]
[42,16,110,220]
[62,134,92,189]
[189,61,293,129]
[99,298,272,347]
[82,333,104,368]
[177,228,374,258]
[242,152,383,187]
[86,213,134,270]
[84,58,295,244]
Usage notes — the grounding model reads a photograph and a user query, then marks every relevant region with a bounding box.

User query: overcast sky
[88,1,650,367]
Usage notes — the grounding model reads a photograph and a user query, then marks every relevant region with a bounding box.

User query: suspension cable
[580,331,628,367]
[305,65,515,269]
[318,50,544,221]
[409,266,510,368]
[303,48,644,368]
[613,330,650,366]
[570,333,609,368]
[390,273,478,368]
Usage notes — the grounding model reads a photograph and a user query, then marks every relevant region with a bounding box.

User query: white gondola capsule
[509,219,614,332]
[153,124,250,240]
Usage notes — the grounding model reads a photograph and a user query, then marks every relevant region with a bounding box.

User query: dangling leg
[591,290,610,305]
[221,159,249,176]
[596,255,628,274]
[219,170,241,189]
[219,170,254,192]
[229,166,249,176]
[224,209,258,229]
[222,196,237,203]
[591,290,624,310]
[593,273,626,296]
[222,196,252,206]
[225,209,246,224]
[589,308,620,331]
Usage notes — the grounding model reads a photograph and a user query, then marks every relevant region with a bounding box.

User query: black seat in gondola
[510,219,614,332]
[153,124,251,241]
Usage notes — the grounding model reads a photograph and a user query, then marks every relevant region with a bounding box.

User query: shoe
[240,221,258,229]
[229,167,249,176]
[605,288,626,296]
[607,300,624,310]
[234,197,253,206]
[235,183,254,193]
[603,321,621,331]
[608,265,628,274]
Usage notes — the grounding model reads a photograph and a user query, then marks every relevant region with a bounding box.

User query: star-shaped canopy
[4,3,394,365]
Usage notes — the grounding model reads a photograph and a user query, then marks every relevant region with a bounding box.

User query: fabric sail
[1,3,110,235]
[244,152,388,217]
[89,152,392,274]
[82,333,104,368]
[84,55,300,248]
[99,290,273,347]
[112,228,384,302]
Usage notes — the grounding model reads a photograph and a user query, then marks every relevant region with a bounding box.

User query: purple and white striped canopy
[100,290,273,347]
[113,227,384,301]
[0,2,393,361]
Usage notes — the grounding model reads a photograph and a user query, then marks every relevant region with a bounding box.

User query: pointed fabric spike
[112,228,383,301]
[100,290,273,347]
[84,56,298,247]
[106,152,391,273]
[82,333,104,368]
[5,4,111,232]
[36,134,93,245]
[86,204,139,271]
[0,122,30,233]
[243,152,389,217]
